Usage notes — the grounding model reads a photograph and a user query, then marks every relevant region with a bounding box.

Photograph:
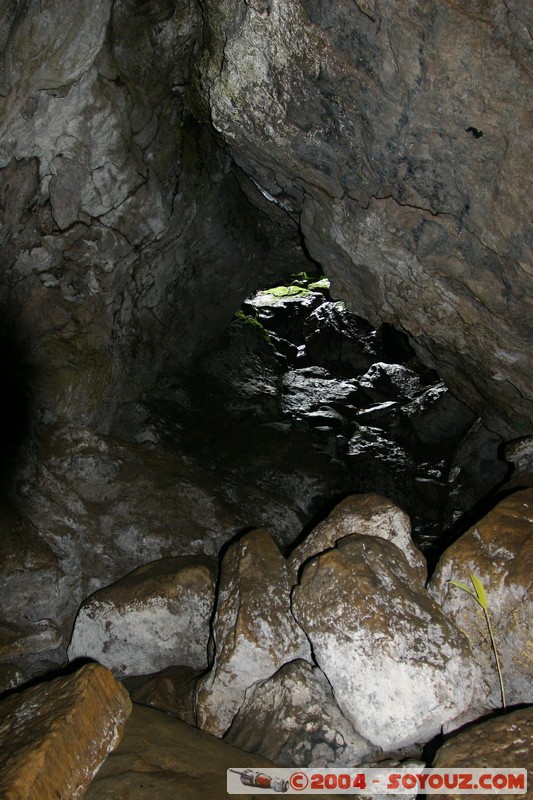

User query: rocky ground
[1,285,532,796]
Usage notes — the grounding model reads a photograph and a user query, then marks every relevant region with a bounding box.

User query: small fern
[449,574,506,708]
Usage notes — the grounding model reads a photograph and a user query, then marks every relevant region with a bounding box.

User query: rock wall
[1,0,532,438]
[0,0,308,433]
[191,0,533,438]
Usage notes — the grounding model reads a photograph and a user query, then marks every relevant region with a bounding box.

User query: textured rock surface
[292,535,478,749]
[0,662,131,800]
[7,420,240,675]
[428,489,533,709]
[124,665,199,726]
[225,659,377,767]
[0,499,64,666]
[85,704,337,800]
[192,0,533,438]
[432,707,533,800]
[288,493,426,581]
[68,555,217,677]
[195,528,311,736]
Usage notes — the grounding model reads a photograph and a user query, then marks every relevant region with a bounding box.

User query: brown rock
[0,662,132,800]
[195,528,311,736]
[124,665,199,725]
[428,489,533,709]
[85,704,337,799]
[288,493,426,582]
[432,707,533,800]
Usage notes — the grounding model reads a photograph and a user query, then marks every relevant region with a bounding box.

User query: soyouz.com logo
[227,767,528,794]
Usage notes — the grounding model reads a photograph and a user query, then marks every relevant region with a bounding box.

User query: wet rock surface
[225,659,377,767]
[195,528,311,736]
[288,492,426,583]
[84,704,338,800]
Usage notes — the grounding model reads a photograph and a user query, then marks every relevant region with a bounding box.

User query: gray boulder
[292,535,479,750]
[68,555,217,677]
[225,659,376,767]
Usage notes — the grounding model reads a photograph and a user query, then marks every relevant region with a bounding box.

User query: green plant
[232,310,270,341]
[260,285,311,298]
[448,573,506,708]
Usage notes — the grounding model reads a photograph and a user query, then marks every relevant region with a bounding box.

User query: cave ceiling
[0,0,531,438]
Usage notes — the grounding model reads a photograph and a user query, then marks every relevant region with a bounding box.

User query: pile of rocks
[2,489,531,797]
[68,490,533,767]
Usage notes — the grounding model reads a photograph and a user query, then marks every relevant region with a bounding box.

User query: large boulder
[68,555,217,677]
[195,529,311,736]
[292,535,478,750]
[428,489,533,709]
[288,493,426,582]
[225,659,377,767]
[0,662,131,800]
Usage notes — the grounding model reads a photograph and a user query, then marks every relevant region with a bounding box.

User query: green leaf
[470,574,488,611]
[448,579,476,598]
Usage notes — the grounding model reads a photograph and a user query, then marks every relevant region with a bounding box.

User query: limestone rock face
[428,489,533,709]
[68,555,217,677]
[85,704,337,800]
[288,493,426,582]
[0,662,131,800]
[432,707,533,800]
[292,535,478,750]
[195,529,311,736]
[9,420,241,676]
[225,659,377,767]
[0,502,64,629]
[0,0,308,431]
[0,502,65,670]
[193,0,533,437]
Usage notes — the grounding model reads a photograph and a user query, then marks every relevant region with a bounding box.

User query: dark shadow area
[0,321,34,484]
